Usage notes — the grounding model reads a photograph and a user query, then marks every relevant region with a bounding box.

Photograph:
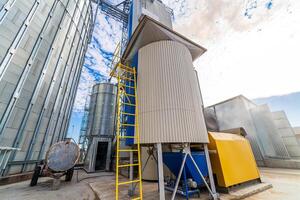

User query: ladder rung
[132,197,141,200]
[118,136,136,139]
[121,112,136,116]
[123,93,135,98]
[118,149,138,152]
[122,102,135,106]
[118,63,135,73]
[121,123,136,127]
[119,84,135,89]
[118,163,139,168]
[118,179,140,186]
[119,76,134,81]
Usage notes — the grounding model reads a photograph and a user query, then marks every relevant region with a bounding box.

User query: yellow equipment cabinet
[208,132,260,188]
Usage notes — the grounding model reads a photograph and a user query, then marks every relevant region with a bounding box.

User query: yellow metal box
[208,132,260,187]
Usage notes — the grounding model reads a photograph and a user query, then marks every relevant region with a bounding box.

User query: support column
[204,144,218,198]
[156,143,165,200]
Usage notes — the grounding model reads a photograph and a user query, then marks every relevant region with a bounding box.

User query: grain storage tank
[137,40,208,144]
[86,83,117,137]
[120,16,217,198]
[0,0,93,175]
[85,83,117,172]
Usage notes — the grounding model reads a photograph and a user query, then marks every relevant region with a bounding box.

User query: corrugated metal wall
[250,105,290,158]
[272,111,300,159]
[131,0,172,33]
[86,83,117,137]
[210,96,265,165]
[206,96,294,165]
[0,0,92,175]
[137,40,208,144]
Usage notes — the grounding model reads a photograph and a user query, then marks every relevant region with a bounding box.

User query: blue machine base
[165,186,200,198]
[163,151,208,186]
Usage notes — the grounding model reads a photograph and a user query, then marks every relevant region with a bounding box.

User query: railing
[0,147,20,176]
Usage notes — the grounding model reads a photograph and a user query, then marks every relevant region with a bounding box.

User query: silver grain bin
[84,83,117,172]
[86,83,117,137]
[0,0,93,175]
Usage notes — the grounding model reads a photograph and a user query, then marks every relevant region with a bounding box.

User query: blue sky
[68,0,300,142]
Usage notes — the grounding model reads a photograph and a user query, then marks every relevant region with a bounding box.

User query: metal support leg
[157,143,165,200]
[204,144,217,195]
[188,147,218,200]
[171,153,188,200]
[183,164,189,200]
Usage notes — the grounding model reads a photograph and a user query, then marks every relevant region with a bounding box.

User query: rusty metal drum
[46,141,80,172]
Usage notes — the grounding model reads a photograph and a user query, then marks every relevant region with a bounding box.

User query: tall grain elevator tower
[110,0,218,199]
[0,0,93,175]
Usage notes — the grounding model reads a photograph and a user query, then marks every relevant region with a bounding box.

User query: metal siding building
[205,95,293,166]
[0,0,93,175]
[131,0,172,33]
[137,40,209,144]
[206,96,265,165]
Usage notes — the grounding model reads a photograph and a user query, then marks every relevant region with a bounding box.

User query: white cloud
[164,0,300,106]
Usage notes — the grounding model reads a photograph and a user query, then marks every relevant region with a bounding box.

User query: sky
[67,0,300,141]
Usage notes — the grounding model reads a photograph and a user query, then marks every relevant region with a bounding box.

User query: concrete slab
[0,168,299,200]
[89,177,272,200]
[220,183,272,200]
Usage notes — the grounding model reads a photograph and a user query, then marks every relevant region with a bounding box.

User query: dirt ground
[0,168,299,200]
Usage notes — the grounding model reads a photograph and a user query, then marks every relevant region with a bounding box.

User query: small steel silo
[85,83,117,172]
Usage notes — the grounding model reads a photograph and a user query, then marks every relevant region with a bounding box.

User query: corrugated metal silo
[84,83,117,172]
[87,83,117,136]
[0,0,93,175]
[137,40,209,144]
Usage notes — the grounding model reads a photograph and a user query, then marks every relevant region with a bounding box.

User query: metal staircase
[110,44,143,200]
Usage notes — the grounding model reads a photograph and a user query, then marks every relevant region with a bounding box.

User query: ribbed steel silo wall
[137,40,208,144]
[87,83,117,136]
[0,0,93,175]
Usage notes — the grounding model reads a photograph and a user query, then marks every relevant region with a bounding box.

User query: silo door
[95,142,108,170]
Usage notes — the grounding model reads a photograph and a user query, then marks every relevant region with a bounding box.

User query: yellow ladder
[111,60,143,199]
